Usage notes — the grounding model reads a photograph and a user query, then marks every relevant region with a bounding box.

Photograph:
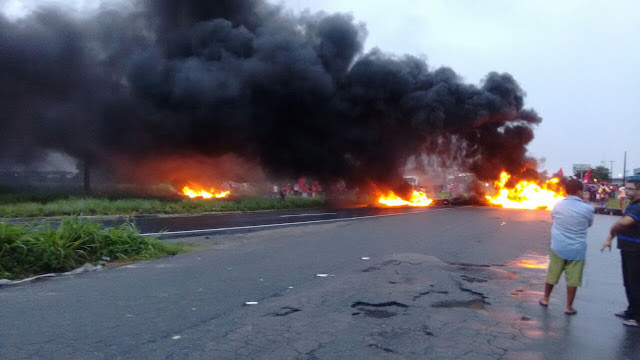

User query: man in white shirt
[540,179,595,315]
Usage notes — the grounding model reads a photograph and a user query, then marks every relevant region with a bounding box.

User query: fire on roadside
[485,172,564,210]
[180,184,230,199]
[378,190,433,207]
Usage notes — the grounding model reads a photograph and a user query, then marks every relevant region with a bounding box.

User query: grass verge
[0,217,182,280]
[594,198,629,210]
[0,196,327,218]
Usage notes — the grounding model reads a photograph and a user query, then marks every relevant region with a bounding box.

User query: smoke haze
[0,0,541,195]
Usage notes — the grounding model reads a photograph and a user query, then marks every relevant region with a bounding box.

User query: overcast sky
[2,0,638,176]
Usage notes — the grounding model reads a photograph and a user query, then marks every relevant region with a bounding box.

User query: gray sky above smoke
[3,0,638,176]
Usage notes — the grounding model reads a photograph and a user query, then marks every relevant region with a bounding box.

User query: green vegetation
[0,217,182,280]
[0,196,327,218]
[606,198,629,210]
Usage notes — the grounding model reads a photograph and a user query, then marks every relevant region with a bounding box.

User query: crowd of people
[583,182,628,209]
[269,178,322,199]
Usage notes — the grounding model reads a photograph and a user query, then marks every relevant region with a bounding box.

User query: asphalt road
[128,206,455,236]
[0,207,637,359]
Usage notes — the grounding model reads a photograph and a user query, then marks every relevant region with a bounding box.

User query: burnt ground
[0,207,637,359]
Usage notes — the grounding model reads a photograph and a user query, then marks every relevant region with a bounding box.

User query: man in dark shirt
[602,179,640,327]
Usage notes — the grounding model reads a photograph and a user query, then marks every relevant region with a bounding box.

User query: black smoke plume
[0,0,541,197]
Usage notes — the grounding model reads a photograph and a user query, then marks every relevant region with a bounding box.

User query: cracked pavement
[1,207,638,359]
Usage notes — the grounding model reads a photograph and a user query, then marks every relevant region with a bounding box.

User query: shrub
[0,217,180,280]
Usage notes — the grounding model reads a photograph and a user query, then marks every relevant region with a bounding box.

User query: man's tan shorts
[546,250,584,287]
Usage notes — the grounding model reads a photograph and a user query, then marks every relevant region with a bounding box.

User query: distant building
[572,164,591,180]
[634,168,640,175]
[573,164,590,173]
[0,171,78,185]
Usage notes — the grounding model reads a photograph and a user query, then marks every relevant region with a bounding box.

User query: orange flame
[378,190,433,207]
[485,172,563,210]
[181,186,230,199]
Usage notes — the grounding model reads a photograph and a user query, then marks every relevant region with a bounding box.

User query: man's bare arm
[610,216,637,236]
[602,216,637,252]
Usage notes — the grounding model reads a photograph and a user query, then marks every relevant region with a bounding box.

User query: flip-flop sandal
[539,300,549,307]
[565,310,577,315]
[615,311,629,318]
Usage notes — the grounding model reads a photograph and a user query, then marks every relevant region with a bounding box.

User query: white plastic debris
[245,301,259,305]
[126,314,134,317]
[63,263,102,275]
[316,274,329,277]
[500,221,507,225]
[0,263,99,287]
[288,286,294,289]
[0,273,56,286]
[361,257,370,260]
[172,335,181,340]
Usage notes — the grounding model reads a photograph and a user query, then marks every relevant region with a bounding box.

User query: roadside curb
[0,207,326,224]
[594,207,623,216]
[0,263,103,289]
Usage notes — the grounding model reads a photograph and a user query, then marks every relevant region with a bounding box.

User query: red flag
[555,168,564,177]
[583,168,591,183]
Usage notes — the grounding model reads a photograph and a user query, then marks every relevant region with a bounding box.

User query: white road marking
[279,212,337,218]
[141,206,471,237]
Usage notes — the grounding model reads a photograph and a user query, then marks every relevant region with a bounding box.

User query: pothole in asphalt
[445,262,492,268]
[422,325,434,336]
[431,299,486,310]
[351,301,409,318]
[368,343,396,353]
[264,307,301,317]
[460,275,488,283]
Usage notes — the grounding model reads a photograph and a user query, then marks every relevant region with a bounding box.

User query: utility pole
[610,160,614,180]
[623,151,627,184]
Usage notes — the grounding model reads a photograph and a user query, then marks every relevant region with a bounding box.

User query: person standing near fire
[602,179,640,327]
[619,186,627,209]
[599,183,611,207]
[540,179,594,315]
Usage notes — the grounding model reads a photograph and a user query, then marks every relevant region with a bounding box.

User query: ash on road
[0,207,636,359]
